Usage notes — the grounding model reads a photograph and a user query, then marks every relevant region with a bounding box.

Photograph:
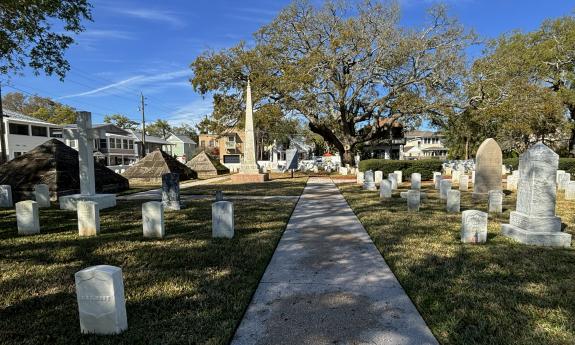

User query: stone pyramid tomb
[122,149,197,183]
[0,139,129,202]
[186,151,229,178]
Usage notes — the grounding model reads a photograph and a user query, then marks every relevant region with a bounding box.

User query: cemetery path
[231,177,438,345]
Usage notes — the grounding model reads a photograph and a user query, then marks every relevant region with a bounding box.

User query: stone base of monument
[501,211,571,247]
[471,192,489,202]
[230,173,269,183]
[59,194,116,211]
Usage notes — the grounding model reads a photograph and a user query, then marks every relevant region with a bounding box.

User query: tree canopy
[191,0,474,165]
[2,91,77,124]
[103,114,139,130]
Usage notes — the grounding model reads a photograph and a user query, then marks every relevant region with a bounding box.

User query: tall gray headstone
[363,170,377,191]
[75,265,128,335]
[16,200,40,235]
[78,201,100,236]
[212,201,234,238]
[407,190,420,212]
[488,190,504,213]
[161,173,181,211]
[380,180,392,200]
[440,180,452,200]
[411,173,421,190]
[461,210,488,243]
[473,138,502,200]
[459,175,469,192]
[501,143,571,247]
[142,201,164,238]
[0,185,13,208]
[285,148,298,170]
[34,184,50,208]
[446,190,460,213]
[388,173,398,190]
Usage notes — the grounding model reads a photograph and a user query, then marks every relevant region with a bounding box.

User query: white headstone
[356,172,364,185]
[16,200,40,235]
[471,170,476,184]
[78,201,100,236]
[432,172,441,185]
[339,167,348,176]
[75,265,128,335]
[447,190,461,213]
[488,190,504,213]
[461,210,488,243]
[388,173,398,190]
[394,170,403,186]
[440,180,452,200]
[34,184,50,208]
[407,190,420,212]
[452,170,461,184]
[434,176,441,190]
[556,170,565,184]
[411,173,421,190]
[142,201,164,238]
[501,143,571,247]
[380,180,392,200]
[374,171,383,185]
[0,185,13,208]
[212,201,234,238]
[565,181,575,201]
[459,175,469,191]
[363,170,377,191]
[558,172,571,191]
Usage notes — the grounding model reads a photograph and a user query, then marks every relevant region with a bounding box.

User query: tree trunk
[464,137,469,160]
[308,121,356,166]
[339,150,354,167]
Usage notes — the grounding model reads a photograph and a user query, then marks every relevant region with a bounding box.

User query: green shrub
[358,159,443,180]
[504,157,575,174]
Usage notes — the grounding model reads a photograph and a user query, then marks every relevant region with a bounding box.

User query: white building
[1,109,64,160]
[403,130,448,160]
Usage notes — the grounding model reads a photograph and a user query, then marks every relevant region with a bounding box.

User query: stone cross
[0,185,13,208]
[488,190,504,213]
[565,182,575,201]
[239,79,259,174]
[34,184,50,208]
[161,173,181,211]
[363,170,377,191]
[461,210,488,243]
[394,170,403,186]
[501,143,571,247]
[75,265,128,334]
[374,171,383,185]
[142,201,164,238]
[77,111,96,196]
[380,180,392,200]
[473,138,502,200]
[407,190,420,212]
[459,175,469,192]
[78,201,100,236]
[411,173,421,190]
[388,173,398,190]
[212,201,234,238]
[440,180,452,200]
[16,200,40,235]
[447,190,460,213]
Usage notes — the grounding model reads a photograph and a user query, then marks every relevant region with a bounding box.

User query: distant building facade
[198,129,246,171]
[362,118,405,159]
[166,133,197,162]
[403,130,448,159]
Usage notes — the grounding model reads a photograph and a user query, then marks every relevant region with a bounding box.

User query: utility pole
[139,92,147,157]
[0,81,7,164]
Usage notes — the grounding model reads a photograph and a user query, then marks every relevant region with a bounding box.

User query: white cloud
[164,98,214,126]
[79,29,135,40]
[111,8,185,28]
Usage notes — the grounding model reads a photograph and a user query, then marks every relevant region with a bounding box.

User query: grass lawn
[339,181,575,345]
[180,175,308,196]
[0,196,298,344]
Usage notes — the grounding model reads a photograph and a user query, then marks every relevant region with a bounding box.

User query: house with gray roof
[166,133,197,162]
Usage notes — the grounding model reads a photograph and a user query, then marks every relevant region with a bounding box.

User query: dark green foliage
[358,159,443,180]
[504,157,575,174]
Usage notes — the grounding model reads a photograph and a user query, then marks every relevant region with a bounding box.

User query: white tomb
[78,201,100,236]
[212,201,234,238]
[461,210,488,243]
[143,201,165,238]
[16,200,40,235]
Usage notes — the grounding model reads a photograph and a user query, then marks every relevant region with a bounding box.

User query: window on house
[69,140,77,148]
[128,140,134,150]
[228,135,235,142]
[49,128,62,138]
[116,138,121,148]
[100,139,108,149]
[209,140,214,147]
[123,139,128,149]
[109,138,116,149]
[31,126,48,137]
[9,123,29,135]
[200,140,205,147]
[14,152,23,158]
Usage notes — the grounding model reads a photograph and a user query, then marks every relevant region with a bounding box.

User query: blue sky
[3,0,574,127]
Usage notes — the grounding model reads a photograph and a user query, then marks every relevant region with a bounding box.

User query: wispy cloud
[60,69,191,99]
[111,8,185,28]
[79,29,135,40]
[164,98,214,126]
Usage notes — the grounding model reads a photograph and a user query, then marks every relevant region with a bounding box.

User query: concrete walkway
[231,177,438,345]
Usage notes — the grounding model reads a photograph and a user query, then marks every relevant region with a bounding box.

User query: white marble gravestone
[212,201,234,238]
[394,170,403,186]
[565,182,575,201]
[16,200,40,235]
[388,173,398,190]
[461,210,488,243]
[459,175,469,191]
[452,170,461,185]
[0,185,13,208]
[434,176,441,190]
[356,172,364,185]
[374,171,383,185]
[556,170,565,185]
[363,170,377,191]
[34,184,50,208]
[60,112,116,210]
[447,190,460,213]
[433,172,441,186]
[440,180,452,200]
[78,201,100,236]
[142,201,164,238]
[411,173,421,190]
[407,190,420,212]
[471,170,476,184]
[558,172,571,191]
[75,265,128,335]
[488,190,504,213]
[339,167,348,176]
[501,143,571,247]
[380,180,392,200]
